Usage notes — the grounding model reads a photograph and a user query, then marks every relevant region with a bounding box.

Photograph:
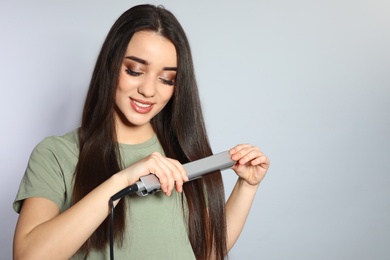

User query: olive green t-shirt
[13,130,195,259]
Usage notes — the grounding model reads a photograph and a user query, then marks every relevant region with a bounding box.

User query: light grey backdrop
[1,0,389,259]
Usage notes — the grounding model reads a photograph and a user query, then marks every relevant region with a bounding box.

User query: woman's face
[114,30,177,135]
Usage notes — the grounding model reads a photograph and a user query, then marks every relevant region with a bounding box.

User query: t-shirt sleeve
[13,138,67,213]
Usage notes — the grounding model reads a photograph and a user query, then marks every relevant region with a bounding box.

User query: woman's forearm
[225,177,260,252]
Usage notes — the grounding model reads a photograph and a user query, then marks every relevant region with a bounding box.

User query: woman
[13,4,270,260]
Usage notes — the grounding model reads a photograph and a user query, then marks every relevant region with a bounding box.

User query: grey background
[1,0,389,259]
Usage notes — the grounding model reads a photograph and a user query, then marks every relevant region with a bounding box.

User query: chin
[124,115,153,127]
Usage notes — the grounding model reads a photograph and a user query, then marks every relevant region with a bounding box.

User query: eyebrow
[125,56,177,71]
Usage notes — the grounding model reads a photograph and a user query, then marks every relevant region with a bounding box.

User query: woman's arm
[13,173,127,260]
[224,144,270,252]
[13,152,187,260]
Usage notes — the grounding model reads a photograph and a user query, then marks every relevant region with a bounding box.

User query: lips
[130,98,154,114]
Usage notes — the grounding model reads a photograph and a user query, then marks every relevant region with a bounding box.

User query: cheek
[115,77,132,103]
[117,70,139,93]
[163,88,175,103]
[114,89,123,108]
[116,76,126,94]
[115,84,127,103]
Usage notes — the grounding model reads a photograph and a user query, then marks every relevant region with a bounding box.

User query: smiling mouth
[133,99,152,108]
[130,98,154,114]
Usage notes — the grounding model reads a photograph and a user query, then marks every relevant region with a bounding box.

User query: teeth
[133,100,151,108]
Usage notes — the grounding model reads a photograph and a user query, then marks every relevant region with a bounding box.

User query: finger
[152,154,187,195]
[167,158,188,181]
[165,158,187,193]
[250,153,270,169]
[238,149,261,165]
[147,153,175,195]
[229,144,252,155]
[230,145,261,163]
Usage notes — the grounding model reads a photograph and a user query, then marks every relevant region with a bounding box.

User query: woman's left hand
[230,144,270,186]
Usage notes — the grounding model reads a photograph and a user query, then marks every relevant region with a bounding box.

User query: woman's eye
[159,77,175,86]
[125,68,142,77]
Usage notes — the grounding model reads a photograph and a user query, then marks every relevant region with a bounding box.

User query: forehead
[125,31,177,67]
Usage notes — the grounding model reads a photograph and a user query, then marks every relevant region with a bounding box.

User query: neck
[115,120,154,145]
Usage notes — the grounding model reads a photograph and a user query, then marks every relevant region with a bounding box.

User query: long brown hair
[72,4,227,259]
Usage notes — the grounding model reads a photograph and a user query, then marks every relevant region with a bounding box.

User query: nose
[137,76,156,98]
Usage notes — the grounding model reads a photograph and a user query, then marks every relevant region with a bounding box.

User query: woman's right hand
[119,152,188,196]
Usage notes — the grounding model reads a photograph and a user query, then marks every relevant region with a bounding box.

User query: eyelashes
[159,77,175,86]
[125,68,175,86]
[125,68,142,77]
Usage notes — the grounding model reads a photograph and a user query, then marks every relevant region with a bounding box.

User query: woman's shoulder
[33,128,79,157]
